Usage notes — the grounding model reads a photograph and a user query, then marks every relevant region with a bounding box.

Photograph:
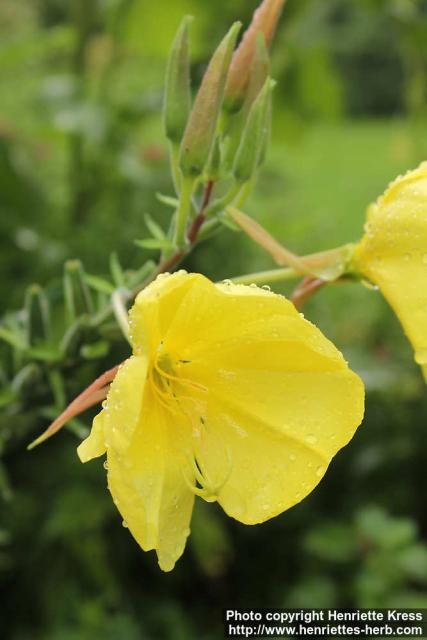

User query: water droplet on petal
[122,520,128,528]
[103,460,109,470]
[305,434,317,445]
[316,465,325,477]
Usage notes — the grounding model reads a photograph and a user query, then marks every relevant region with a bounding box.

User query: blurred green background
[1,0,427,638]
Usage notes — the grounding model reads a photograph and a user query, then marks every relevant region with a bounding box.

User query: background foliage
[1,0,427,638]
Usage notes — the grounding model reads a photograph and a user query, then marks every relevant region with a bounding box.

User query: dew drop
[316,465,325,477]
[289,454,296,462]
[122,520,128,528]
[103,460,109,470]
[305,434,317,445]
[249,283,258,288]
[221,279,232,286]
[261,285,271,291]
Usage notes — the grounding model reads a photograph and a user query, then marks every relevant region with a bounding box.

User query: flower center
[149,342,207,417]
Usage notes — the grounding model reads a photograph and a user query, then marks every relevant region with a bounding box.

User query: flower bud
[221,37,270,172]
[24,284,51,345]
[233,77,275,183]
[163,16,192,143]
[179,22,241,177]
[224,0,285,113]
[64,260,94,323]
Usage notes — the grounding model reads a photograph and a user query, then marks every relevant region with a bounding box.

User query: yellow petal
[106,387,195,571]
[129,271,202,358]
[353,161,427,380]
[102,355,149,454]
[176,283,364,524]
[77,410,107,463]
[192,368,363,526]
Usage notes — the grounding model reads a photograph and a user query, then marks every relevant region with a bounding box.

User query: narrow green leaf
[135,238,173,251]
[156,192,180,209]
[144,213,166,240]
[0,326,26,350]
[84,274,115,295]
[127,260,156,289]
[110,252,125,287]
[80,340,110,360]
[60,317,86,358]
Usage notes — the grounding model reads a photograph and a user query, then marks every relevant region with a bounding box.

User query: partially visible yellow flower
[78,272,364,571]
[353,161,427,380]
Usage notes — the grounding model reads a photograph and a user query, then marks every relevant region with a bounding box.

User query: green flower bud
[64,260,94,324]
[24,284,51,346]
[222,36,270,172]
[233,77,275,183]
[163,16,192,143]
[179,22,241,177]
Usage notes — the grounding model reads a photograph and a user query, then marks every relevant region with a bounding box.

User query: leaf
[126,260,156,289]
[84,274,115,295]
[218,215,240,231]
[110,252,125,287]
[0,387,16,409]
[135,238,173,251]
[156,192,179,209]
[0,326,26,350]
[26,345,61,363]
[144,213,166,240]
[80,340,110,360]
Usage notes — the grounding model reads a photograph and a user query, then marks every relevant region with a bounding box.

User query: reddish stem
[187,179,214,244]
[140,180,215,291]
[291,277,325,310]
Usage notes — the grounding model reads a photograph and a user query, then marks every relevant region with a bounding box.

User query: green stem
[174,175,195,248]
[169,142,181,195]
[233,176,256,208]
[206,181,242,217]
[111,290,131,344]
[230,266,298,286]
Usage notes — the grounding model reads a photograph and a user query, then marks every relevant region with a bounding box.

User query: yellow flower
[78,272,364,571]
[353,161,427,380]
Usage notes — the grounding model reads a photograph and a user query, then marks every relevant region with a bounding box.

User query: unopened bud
[224,0,285,113]
[233,77,275,183]
[163,16,192,143]
[179,22,241,177]
[64,260,94,324]
[24,284,51,345]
